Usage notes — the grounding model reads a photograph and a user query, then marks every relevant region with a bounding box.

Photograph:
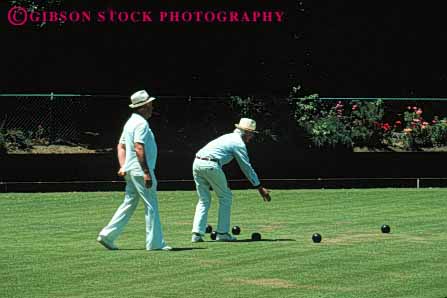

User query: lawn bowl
[251,232,262,241]
[205,224,213,234]
[210,231,217,240]
[312,233,322,243]
[381,224,391,233]
[231,225,241,235]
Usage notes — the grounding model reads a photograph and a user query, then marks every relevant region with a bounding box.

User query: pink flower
[413,119,420,123]
[432,120,437,124]
[422,121,429,126]
[416,109,423,115]
[407,106,412,110]
[412,106,418,110]
[352,104,358,111]
[395,120,402,125]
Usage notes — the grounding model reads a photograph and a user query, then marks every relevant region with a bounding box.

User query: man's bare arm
[135,142,152,188]
[117,143,126,176]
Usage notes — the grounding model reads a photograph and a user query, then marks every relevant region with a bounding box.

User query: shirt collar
[132,113,147,121]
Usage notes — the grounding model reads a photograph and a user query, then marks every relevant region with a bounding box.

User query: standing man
[97,90,171,251]
[191,118,271,242]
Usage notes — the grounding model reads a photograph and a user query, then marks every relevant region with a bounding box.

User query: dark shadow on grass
[236,238,296,243]
[118,247,207,251]
[206,238,296,243]
[170,247,207,251]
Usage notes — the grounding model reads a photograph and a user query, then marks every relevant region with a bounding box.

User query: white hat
[129,90,156,108]
[235,118,258,133]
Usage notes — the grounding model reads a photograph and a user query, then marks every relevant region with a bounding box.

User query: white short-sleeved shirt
[119,113,157,175]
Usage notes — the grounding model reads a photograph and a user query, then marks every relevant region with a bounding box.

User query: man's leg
[205,168,233,234]
[130,175,168,250]
[192,171,212,236]
[98,175,139,244]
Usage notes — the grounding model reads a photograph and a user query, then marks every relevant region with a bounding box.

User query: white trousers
[192,159,233,235]
[99,171,167,250]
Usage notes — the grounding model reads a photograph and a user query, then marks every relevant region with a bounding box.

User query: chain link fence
[1,93,85,143]
[3,93,447,154]
[0,93,237,153]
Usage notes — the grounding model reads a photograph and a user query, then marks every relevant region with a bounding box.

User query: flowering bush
[387,106,447,150]
[230,87,447,151]
[400,106,432,149]
[292,94,387,149]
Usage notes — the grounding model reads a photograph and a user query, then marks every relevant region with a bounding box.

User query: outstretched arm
[233,145,271,202]
[257,186,271,202]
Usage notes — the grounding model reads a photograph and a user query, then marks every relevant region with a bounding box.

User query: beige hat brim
[235,124,258,133]
[129,97,156,108]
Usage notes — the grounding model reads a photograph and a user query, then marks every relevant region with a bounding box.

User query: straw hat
[129,90,156,108]
[235,118,258,133]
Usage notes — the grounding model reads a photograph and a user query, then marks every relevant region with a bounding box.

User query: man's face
[244,131,255,143]
[142,101,154,119]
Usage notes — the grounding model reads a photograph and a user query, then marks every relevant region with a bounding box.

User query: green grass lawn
[1,189,446,298]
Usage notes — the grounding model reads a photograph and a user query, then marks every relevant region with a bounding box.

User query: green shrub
[4,129,33,151]
[231,89,389,150]
[292,95,387,149]
[293,95,352,149]
[348,100,386,148]
[430,118,447,146]
[230,93,298,145]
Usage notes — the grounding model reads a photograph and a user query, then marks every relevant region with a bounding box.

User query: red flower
[382,123,391,131]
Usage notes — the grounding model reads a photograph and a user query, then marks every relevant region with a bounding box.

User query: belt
[196,156,219,163]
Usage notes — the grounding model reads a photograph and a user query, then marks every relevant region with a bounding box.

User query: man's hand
[117,167,126,177]
[144,173,153,189]
[258,186,271,202]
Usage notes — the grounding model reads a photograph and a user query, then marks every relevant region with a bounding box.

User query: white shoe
[150,245,173,251]
[97,235,119,250]
[216,233,237,242]
[192,233,204,243]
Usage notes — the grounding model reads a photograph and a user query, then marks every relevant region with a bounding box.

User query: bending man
[191,118,271,242]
